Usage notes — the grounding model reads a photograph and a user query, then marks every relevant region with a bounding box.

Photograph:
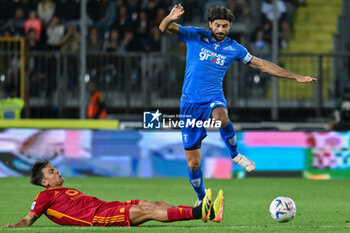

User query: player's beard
[211,31,227,42]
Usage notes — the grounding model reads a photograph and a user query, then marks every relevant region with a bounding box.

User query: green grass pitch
[1,177,350,232]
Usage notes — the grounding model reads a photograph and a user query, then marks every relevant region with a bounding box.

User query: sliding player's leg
[210,189,224,222]
[139,200,198,211]
[129,189,213,226]
[138,200,177,209]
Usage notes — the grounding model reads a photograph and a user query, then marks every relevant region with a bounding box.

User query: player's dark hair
[208,6,234,23]
[30,160,50,187]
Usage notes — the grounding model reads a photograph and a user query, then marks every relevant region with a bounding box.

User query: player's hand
[168,4,185,21]
[1,224,11,228]
[296,75,317,83]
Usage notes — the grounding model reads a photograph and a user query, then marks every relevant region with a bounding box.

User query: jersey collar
[208,31,230,50]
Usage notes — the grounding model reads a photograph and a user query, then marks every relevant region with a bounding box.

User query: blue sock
[187,165,206,200]
[219,121,239,159]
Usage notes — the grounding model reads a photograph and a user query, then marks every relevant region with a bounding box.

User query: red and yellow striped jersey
[29,187,106,226]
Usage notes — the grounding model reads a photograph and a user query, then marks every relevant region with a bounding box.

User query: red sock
[167,207,194,222]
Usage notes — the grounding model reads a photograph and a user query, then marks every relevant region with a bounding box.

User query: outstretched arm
[249,56,317,83]
[159,4,185,35]
[2,213,38,228]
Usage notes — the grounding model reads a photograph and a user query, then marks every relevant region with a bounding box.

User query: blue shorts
[180,96,227,149]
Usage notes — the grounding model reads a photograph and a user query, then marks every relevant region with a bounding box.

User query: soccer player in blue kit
[159,4,317,205]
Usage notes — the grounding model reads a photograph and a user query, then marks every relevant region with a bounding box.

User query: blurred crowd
[250,0,304,60]
[1,0,169,53]
[0,0,302,54]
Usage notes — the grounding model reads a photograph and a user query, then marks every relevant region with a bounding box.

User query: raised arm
[2,213,38,228]
[159,4,185,35]
[249,56,317,83]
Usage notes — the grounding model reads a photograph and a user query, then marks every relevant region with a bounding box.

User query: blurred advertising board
[0,129,349,179]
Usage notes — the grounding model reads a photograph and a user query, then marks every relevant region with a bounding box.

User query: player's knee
[153,201,171,208]
[215,114,229,126]
[212,109,229,126]
[186,150,201,171]
[139,205,157,214]
[152,201,164,206]
[188,161,200,171]
[220,117,229,127]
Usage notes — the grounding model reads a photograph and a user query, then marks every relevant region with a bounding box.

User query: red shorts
[93,200,139,227]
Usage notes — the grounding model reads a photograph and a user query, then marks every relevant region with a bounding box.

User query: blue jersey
[177,25,253,103]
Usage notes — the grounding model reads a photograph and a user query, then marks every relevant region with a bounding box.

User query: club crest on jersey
[213,44,220,50]
[199,48,226,66]
[183,133,189,143]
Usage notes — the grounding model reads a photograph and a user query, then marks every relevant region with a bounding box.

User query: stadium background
[0,0,350,232]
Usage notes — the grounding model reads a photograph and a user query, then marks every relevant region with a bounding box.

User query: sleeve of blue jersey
[235,42,253,64]
[177,25,203,42]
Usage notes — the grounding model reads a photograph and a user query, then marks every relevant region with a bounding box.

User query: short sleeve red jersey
[29,187,106,226]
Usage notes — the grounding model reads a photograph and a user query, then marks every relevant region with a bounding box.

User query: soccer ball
[269,196,296,222]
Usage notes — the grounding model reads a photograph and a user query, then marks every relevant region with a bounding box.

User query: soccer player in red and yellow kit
[2,160,224,228]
